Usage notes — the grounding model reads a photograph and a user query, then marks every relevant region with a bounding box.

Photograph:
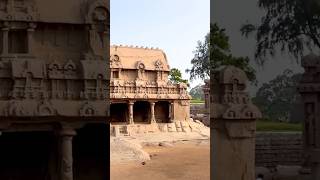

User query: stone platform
[110,119,209,137]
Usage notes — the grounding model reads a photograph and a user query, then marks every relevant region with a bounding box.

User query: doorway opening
[0,131,54,180]
[74,123,109,180]
[155,101,170,123]
[133,101,150,123]
[110,103,128,124]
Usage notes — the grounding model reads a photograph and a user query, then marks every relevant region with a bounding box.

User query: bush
[256,119,302,132]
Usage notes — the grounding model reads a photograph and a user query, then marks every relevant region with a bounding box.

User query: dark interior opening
[155,101,170,123]
[74,123,109,180]
[133,101,150,123]
[110,103,128,123]
[112,71,119,79]
[9,30,28,54]
[0,131,55,180]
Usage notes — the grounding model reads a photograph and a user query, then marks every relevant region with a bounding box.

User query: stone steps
[110,121,197,137]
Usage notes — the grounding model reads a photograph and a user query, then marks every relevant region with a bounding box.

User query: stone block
[167,123,177,132]
[175,121,182,132]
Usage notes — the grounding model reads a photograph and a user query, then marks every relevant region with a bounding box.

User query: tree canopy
[169,68,189,85]
[187,23,256,83]
[241,0,320,64]
[253,69,302,122]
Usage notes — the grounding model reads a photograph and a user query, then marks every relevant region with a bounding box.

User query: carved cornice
[211,66,262,120]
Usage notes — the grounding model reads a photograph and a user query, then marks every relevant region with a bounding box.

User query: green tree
[187,23,256,83]
[169,68,189,85]
[253,69,302,122]
[241,0,320,64]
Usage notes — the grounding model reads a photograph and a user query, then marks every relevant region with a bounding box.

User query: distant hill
[189,84,204,100]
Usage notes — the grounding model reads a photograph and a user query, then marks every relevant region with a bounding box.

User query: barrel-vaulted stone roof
[110,45,170,71]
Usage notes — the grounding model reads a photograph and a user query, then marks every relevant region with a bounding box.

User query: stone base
[256,166,312,180]
[110,120,196,137]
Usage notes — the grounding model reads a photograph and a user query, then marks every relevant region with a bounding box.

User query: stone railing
[110,80,190,100]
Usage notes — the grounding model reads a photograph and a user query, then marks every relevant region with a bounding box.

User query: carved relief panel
[0,0,38,21]
[136,61,145,80]
[0,0,110,118]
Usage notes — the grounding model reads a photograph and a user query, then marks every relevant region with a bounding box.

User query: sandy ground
[110,140,210,180]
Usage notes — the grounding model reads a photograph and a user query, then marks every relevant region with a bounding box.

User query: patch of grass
[256,120,302,132]
[191,99,205,104]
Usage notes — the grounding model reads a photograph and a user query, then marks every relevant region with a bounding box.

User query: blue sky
[212,0,304,95]
[110,0,210,88]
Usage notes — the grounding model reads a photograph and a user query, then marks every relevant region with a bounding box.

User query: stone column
[59,128,77,180]
[169,102,174,122]
[211,66,261,180]
[27,23,36,55]
[150,102,156,123]
[1,26,9,55]
[128,101,134,124]
[298,54,320,179]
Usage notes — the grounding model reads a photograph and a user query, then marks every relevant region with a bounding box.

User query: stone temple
[0,0,109,180]
[109,45,192,136]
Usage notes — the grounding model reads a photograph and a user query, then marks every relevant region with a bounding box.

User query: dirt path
[110,141,210,180]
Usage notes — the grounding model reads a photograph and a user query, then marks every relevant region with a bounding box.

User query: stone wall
[190,104,205,115]
[256,132,303,168]
[190,104,209,126]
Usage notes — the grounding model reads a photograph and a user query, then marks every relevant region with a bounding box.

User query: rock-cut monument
[109,45,192,136]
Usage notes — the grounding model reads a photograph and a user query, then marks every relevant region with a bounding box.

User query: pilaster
[59,128,77,180]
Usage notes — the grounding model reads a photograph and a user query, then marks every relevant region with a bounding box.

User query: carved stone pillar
[59,128,77,180]
[211,66,261,180]
[1,26,9,55]
[298,54,320,179]
[128,101,134,124]
[27,23,36,55]
[88,25,97,55]
[150,102,156,123]
[169,102,174,122]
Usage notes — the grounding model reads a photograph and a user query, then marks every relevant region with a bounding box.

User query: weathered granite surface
[211,66,262,180]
